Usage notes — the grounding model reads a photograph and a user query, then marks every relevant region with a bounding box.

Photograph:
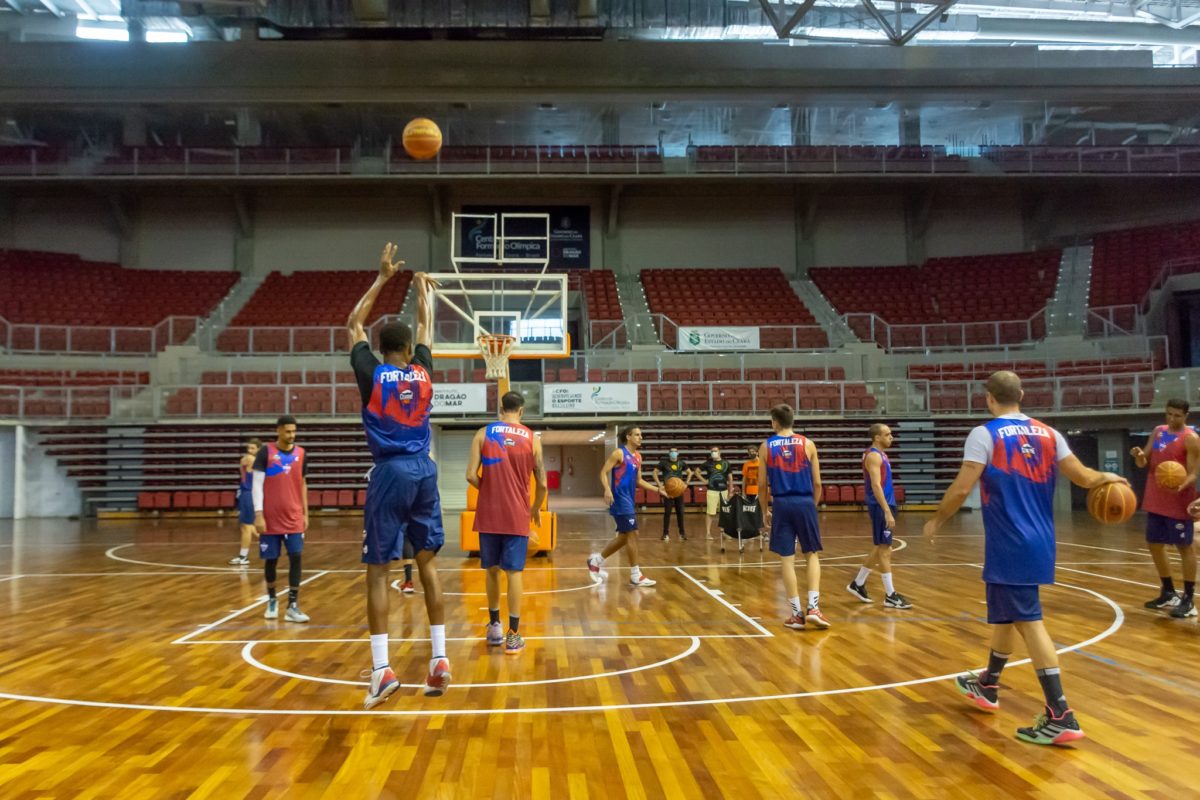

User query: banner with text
[545,383,639,413]
[460,205,590,269]
[678,326,761,352]
[432,384,489,415]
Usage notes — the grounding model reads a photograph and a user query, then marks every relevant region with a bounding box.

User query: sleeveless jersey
[474,422,535,537]
[262,443,306,534]
[862,447,895,507]
[610,447,641,515]
[978,417,1058,585]
[362,360,434,462]
[764,434,814,499]
[1143,425,1198,520]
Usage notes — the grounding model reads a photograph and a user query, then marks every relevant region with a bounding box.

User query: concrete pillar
[601,109,620,146]
[792,106,812,147]
[0,191,14,249]
[122,109,148,147]
[12,425,27,521]
[899,105,921,146]
[236,109,262,148]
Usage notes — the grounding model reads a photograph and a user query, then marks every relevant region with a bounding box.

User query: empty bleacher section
[0,250,236,353]
[0,369,150,418]
[215,269,412,352]
[640,268,828,350]
[1089,220,1200,332]
[579,271,626,348]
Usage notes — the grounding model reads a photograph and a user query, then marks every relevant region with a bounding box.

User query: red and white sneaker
[363,666,400,710]
[424,658,451,697]
[629,573,657,587]
[587,554,608,583]
[399,580,415,594]
[783,613,806,630]
[805,606,831,629]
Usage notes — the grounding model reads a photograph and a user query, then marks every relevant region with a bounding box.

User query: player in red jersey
[252,416,310,623]
[465,391,548,655]
[1131,399,1199,618]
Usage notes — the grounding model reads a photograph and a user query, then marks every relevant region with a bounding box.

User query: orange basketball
[664,477,687,499]
[402,117,442,160]
[1087,482,1137,524]
[1155,460,1188,490]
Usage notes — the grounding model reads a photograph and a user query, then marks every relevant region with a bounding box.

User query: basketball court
[0,509,1195,797]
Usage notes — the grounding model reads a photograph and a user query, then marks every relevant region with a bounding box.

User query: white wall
[19,429,82,518]
[136,195,237,271]
[254,193,433,272]
[12,195,120,263]
[559,444,606,497]
[0,426,14,518]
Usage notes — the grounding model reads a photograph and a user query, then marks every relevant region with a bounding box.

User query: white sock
[591,552,604,565]
[370,633,389,671]
[430,625,446,661]
[882,573,895,595]
[631,565,641,579]
[788,596,802,615]
[807,591,820,609]
[239,548,249,558]
[855,567,871,585]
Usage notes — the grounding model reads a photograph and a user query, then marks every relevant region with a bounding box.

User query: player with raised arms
[347,243,448,709]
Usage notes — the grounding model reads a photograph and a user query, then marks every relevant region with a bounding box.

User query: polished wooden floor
[0,508,1196,799]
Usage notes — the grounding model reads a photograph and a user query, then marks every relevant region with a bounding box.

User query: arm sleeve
[350,341,380,406]
[302,454,310,477]
[253,448,268,471]
[963,426,993,465]
[412,343,434,373]
[252,471,265,512]
[1052,428,1073,462]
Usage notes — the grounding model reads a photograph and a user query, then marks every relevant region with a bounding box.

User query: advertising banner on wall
[459,205,590,269]
[432,384,489,415]
[678,327,761,351]
[545,383,639,413]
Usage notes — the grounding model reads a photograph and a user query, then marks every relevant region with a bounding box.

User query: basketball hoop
[478,333,516,380]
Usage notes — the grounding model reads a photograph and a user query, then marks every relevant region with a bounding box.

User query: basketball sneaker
[228,555,250,566]
[954,670,1000,711]
[424,658,451,697]
[661,534,670,542]
[399,580,415,594]
[505,631,525,655]
[1015,706,1084,746]
[884,592,913,610]
[805,606,831,629]
[846,581,871,603]
[1170,595,1197,618]
[783,613,806,630]
[629,573,657,587]
[285,604,310,623]
[1144,592,1181,609]
[264,597,278,619]
[680,533,688,542]
[363,666,399,710]
[486,621,503,646]
[587,554,608,583]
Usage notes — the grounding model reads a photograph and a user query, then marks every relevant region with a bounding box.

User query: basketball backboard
[429,272,570,359]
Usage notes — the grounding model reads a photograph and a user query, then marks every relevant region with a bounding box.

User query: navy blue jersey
[862,447,895,507]
[351,341,434,462]
[764,434,814,499]
[609,447,641,516]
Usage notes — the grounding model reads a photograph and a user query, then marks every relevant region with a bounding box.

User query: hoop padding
[478,334,516,380]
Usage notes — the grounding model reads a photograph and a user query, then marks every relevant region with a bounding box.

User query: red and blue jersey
[765,434,814,499]
[610,447,641,515]
[351,342,434,462]
[474,421,535,537]
[972,416,1063,585]
[254,443,308,534]
[1143,424,1198,520]
[862,447,894,507]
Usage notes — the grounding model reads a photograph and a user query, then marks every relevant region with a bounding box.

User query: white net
[478,334,516,380]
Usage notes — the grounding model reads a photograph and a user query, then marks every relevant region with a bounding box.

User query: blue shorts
[362,455,444,565]
[237,490,255,525]
[1145,512,1194,545]
[479,533,528,572]
[868,504,896,547]
[259,533,303,560]
[986,583,1043,624]
[769,496,822,557]
[611,512,638,534]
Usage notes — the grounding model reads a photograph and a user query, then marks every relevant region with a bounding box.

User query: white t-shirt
[963,413,1073,465]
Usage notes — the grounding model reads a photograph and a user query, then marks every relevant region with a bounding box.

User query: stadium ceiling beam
[37,0,65,16]
[4,0,25,14]
[757,0,819,38]
[897,0,960,45]
[858,0,899,41]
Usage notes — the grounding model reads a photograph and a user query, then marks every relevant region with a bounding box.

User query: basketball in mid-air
[1155,460,1188,490]
[402,117,443,160]
[664,477,687,498]
[1087,482,1137,524]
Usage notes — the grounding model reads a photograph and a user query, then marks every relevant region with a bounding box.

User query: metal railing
[0,315,198,354]
[843,308,1048,353]
[0,385,144,419]
[206,314,404,354]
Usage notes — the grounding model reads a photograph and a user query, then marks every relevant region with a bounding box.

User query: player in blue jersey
[923,371,1127,746]
[589,426,663,587]
[347,243,449,709]
[758,404,831,630]
[847,424,911,609]
[228,437,261,566]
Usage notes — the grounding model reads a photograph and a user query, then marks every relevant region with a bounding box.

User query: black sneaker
[846,581,871,603]
[954,670,999,711]
[680,534,688,542]
[1144,592,1181,610]
[884,592,912,609]
[1170,595,1197,618]
[1015,706,1084,746]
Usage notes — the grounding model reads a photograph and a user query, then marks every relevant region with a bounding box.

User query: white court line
[673,566,774,637]
[0,575,23,583]
[106,543,245,572]
[241,636,702,689]
[184,634,764,645]
[1058,541,1153,558]
[391,578,602,598]
[0,581,1122,718]
[172,570,329,645]
[1057,567,1160,590]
